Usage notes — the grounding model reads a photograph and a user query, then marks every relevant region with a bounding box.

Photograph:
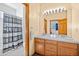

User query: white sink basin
[50,34,57,38]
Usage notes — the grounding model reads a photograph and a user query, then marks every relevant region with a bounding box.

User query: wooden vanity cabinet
[35,38,45,55]
[35,38,79,56]
[45,40,58,56]
[58,41,78,56]
[77,45,79,55]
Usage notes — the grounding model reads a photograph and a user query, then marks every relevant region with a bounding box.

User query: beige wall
[29,3,79,55]
[72,4,79,41]
[29,4,40,55]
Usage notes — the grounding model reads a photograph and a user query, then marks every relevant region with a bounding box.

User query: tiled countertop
[34,34,79,44]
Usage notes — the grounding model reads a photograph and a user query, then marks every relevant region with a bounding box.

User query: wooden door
[44,19,47,34]
[58,18,67,35]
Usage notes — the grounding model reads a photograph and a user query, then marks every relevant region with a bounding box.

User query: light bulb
[55,9,57,13]
[52,10,54,13]
[49,10,51,14]
[59,8,61,13]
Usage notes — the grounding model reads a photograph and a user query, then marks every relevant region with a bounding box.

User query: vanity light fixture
[42,7,66,16]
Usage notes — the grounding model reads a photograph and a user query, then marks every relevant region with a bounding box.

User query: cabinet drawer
[35,38,44,43]
[58,41,77,49]
[45,50,57,56]
[45,40,57,45]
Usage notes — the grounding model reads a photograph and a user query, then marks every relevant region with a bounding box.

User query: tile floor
[3,45,24,56]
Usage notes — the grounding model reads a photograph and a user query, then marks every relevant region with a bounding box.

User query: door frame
[24,3,29,56]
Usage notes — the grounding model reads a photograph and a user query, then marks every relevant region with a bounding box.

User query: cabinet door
[35,43,44,55]
[58,47,77,56]
[58,42,77,56]
[77,45,79,56]
[45,40,57,56]
[58,19,67,35]
[45,44,57,56]
[35,38,44,55]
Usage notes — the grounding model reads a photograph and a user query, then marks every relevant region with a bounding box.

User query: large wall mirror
[43,7,67,35]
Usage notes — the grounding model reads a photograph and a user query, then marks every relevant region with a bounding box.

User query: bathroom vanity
[34,34,79,56]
